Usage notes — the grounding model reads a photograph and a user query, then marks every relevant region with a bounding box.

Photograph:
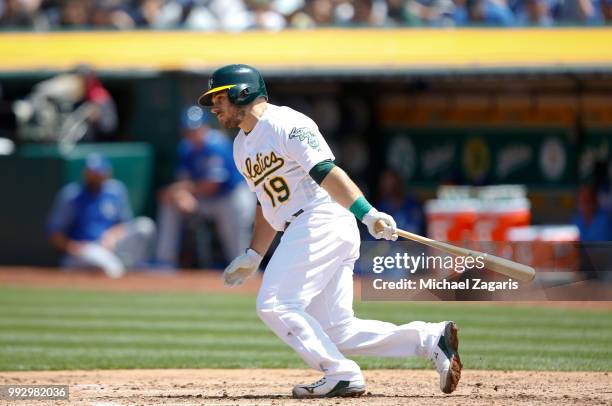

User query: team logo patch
[289,127,320,149]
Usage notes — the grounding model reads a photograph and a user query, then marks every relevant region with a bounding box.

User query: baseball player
[47,153,155,278]
[198,64,462,398]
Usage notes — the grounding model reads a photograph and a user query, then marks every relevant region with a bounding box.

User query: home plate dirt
[1,369,610,406]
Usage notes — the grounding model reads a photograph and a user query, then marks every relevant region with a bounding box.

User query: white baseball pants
[256,203,446,382]
[62,217,156,278]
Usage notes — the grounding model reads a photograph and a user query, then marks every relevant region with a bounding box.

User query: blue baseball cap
[85,153,112,175]
[181,105,209,130]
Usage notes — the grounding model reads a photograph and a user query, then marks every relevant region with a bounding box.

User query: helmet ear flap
[228,83,251,105]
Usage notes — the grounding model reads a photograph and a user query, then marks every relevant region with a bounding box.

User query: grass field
[0,286,611,372]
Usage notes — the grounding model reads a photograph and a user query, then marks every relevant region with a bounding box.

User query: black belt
[283,209,304,231]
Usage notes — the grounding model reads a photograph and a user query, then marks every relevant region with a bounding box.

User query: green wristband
[349,196,373,221]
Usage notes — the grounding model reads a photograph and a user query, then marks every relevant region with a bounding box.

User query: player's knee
[255,297,279,322]
[256,302,314,341]
[324,318,356,347]
[256,305,272,324]
[133,217,156,238]
[255,299,299,325]
[256,305,286,331]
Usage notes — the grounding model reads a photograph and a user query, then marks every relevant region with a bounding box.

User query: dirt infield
[0,267,261,294]
[1,368,610,406]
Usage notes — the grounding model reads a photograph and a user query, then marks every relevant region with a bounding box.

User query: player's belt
[283,209,304,231]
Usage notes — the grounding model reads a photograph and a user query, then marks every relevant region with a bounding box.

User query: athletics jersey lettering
[243,151,285,186]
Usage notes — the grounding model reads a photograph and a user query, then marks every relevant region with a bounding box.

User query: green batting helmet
[198,64,268,107]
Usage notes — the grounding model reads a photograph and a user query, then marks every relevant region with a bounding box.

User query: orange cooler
[506,226,579,273]
[425,199,478,242]
[475,199,531,242]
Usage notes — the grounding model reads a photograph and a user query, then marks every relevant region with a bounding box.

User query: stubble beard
[220,106,246,129]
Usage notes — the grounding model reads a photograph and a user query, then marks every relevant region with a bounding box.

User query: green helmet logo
[198,64,268,107]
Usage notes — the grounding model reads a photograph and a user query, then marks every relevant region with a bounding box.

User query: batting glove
[362,208,398,241]
[223,248,263,287]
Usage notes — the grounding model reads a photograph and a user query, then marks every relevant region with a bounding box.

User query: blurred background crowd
[1,0,612,31]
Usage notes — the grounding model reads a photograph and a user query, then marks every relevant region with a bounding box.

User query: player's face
[84,169,108,191]
[183,127,206,147]
[210,91,245,129]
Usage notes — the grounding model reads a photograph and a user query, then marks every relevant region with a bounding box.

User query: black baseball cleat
[431,321,463,394]
[292,377,366,398]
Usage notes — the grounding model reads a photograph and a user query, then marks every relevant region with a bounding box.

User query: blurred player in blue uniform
[47,153,156,278]
[377,170,424,235]
[156,105,255,267]
[572,184,612,241]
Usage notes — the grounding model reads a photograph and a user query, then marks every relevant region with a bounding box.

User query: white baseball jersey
[233,103,336,231]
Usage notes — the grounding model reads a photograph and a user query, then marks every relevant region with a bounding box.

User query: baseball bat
[375,221,536,282]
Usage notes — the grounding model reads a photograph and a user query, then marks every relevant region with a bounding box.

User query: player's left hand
[362,208,398,241]
[223,248,263,287]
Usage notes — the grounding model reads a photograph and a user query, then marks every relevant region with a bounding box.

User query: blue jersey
[572,210,612,241]
[378,198,425,235]
[176,130,243,196]
[46,180,132,242]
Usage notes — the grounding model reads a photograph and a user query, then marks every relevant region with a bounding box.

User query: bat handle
[374,220,387,234]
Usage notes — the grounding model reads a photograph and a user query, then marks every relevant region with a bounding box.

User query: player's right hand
[362,208,398,241]
[223,248,263,287]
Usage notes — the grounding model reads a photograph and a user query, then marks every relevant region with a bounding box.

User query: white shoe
[292,377,366,398]
[431,321,462,394]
